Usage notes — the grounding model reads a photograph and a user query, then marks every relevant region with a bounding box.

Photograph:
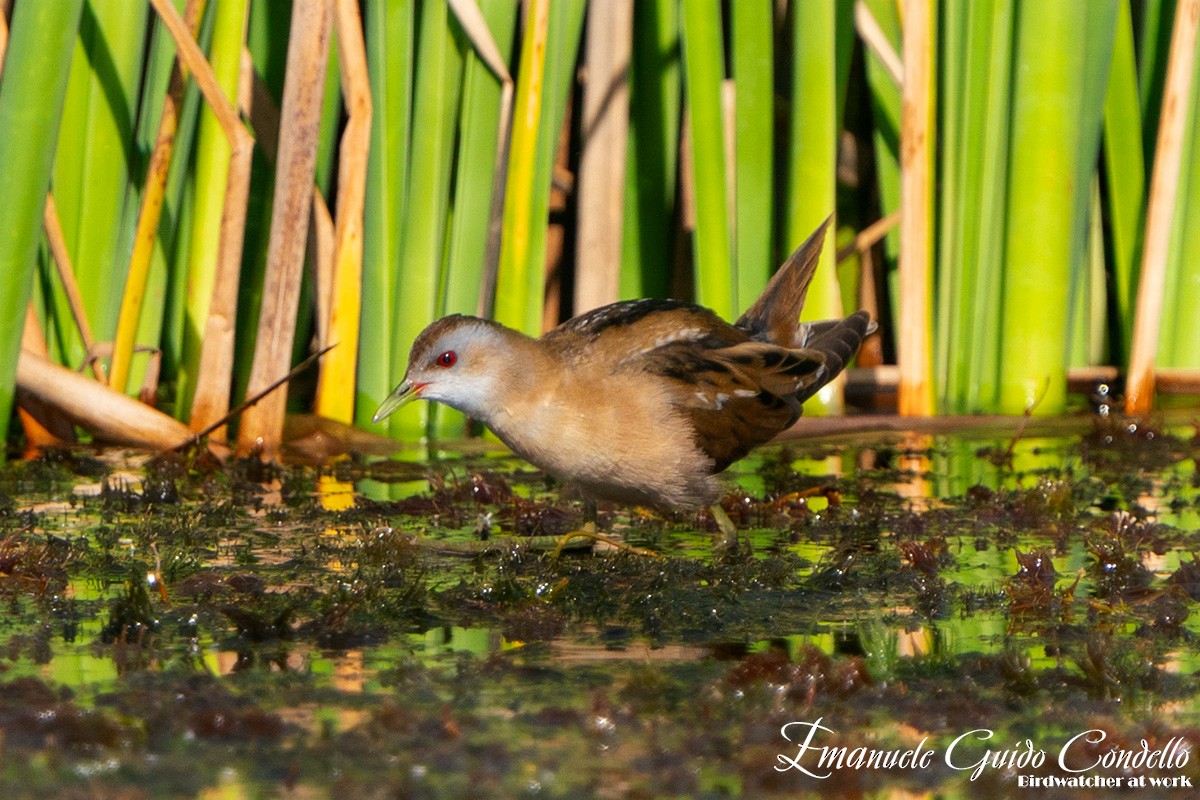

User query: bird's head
[372,315,515,424]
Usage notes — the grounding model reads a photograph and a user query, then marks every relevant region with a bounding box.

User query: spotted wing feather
[641,341,826,472]
[544,299,747,364]
[793,310,873,402]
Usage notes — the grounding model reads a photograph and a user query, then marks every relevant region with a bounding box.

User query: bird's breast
[483,371,718,509]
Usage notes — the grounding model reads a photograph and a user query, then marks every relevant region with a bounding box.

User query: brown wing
[543,299,747,365]
[641,341,826,473]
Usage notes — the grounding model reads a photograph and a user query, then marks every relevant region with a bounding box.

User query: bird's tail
[735,217,830,345]
[794,310,875,404]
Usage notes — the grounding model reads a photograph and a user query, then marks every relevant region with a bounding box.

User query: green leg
[709,503,742,551]
[552,500,660,557]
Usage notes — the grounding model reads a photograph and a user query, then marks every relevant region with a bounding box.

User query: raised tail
[735,216,830,345]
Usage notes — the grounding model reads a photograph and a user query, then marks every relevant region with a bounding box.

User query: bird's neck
[470,327,572,450]
[458,325,550,418]
[489,325,550,379]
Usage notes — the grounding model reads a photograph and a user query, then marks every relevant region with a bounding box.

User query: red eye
[436,351,457,367]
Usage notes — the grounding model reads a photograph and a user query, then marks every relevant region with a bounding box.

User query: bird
[373,219,873,546]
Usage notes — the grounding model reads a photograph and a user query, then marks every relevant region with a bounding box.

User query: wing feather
[544,299,746,364]
[640,342,825,472]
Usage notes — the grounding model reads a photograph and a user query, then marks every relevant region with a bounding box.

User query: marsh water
[2,415,1199,798]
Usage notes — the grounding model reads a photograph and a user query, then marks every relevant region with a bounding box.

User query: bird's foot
[551,521,659,558]
[709,504,746,552]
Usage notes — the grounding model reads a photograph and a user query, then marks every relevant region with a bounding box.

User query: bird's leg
[709,503,743,551]
[552,499,659,557]
[555,499,598,549]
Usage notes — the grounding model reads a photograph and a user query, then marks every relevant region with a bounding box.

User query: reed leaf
[998,0,1111,414]
[731,0,774,311]
[236,0,333,456]
[443,0,517,320]
[158,143,198,392]
[315,29,344,202]
[48,1,149,373]
[1070,179,1109,367]
[620,0,680,301]
[1159,23,1200,367]
[357,0,414,431]
[785,0,854,415]
[153,3,215,393]
[860,0,902,328]
[494,0,551,335]
[315,0,373,426]
[680,0,733,319]
[387,0,465,441]
[435,0,519,438]
[525,0,587,327]
[495,0,586,335]
[1064,2,1119,370]
[935,0,991,413]
[177,0,247,418]
[1136,0,1177,168]
[1102,0,1146,362]
[965,0,1015,412]
[110,0,202,397]
[146,0,256,436]
[0,0,85,443]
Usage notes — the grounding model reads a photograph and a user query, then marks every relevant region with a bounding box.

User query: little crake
[374,219,872,523]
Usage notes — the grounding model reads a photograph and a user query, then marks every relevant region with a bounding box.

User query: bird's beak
[372,379,424,423]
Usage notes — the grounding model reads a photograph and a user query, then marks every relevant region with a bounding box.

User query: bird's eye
[436,350,457,367]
